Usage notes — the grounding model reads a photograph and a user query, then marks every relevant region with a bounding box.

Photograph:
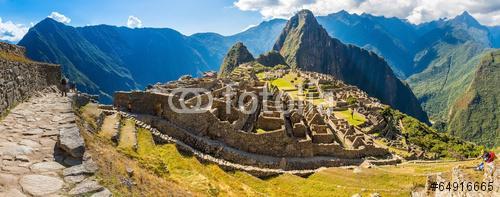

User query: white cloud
[0,17,29,42]
[48,12,71,24]
[234,0,500,26]
[127,16,142,28]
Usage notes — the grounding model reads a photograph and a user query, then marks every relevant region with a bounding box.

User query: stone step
[117,118,137,151]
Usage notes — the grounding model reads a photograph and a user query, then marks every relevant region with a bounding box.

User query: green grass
[333,109,366,126]
[130,129,440,196]
[77,106,487,196]
[256,128,267,134]
[271,78,294,89]
[256,72,266,80]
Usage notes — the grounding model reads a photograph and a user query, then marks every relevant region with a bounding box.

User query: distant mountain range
[17,10,499,146]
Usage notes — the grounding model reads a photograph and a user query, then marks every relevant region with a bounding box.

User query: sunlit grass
[78,105,486,197]
[271,78,294,89]
[333,109,366,126]
[99,114,119,140]
[117,119,137,152]
[0,51,34,63]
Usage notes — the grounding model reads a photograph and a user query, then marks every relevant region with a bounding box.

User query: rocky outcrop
[273,10,429,123]
[256,50,287,67]
[218,42,254,77]
[0,42,61,117]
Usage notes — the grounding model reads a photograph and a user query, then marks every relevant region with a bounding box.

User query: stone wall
[0,43,61,116]
[0,42,26,57]
[114,91,390,159]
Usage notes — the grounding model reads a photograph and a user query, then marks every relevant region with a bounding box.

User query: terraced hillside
[79,103,496,196]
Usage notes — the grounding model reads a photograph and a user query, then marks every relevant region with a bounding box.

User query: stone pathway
[0,93,110,196]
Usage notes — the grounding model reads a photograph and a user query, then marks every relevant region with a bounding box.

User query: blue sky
[1,0,499,43]
[0,0,262,35]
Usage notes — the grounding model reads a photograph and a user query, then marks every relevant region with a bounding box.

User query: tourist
[61,78,68,97]
[476,151,496,174]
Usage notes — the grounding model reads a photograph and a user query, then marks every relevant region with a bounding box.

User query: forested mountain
[273,10,428,123]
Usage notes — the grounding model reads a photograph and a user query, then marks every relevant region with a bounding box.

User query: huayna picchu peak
[274,10,429,123]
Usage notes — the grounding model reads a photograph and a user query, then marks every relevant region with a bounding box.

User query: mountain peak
[450,10,482,28]
[37,17,64,26]
[272,9,329,68]
[459,11,472,17]
[291,9,319,27]
[218,42,254,77]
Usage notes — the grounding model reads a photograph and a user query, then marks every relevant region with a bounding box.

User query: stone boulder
[58,126,85,158]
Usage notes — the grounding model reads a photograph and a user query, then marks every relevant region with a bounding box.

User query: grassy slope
[78,104,488,196]
[117,118,137,152]
[407,42,487,123]
[448,50,500,147]
[380,108,482,159]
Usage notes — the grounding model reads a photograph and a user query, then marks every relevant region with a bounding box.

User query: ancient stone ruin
[0,42,61,117]
[111,67,400,174]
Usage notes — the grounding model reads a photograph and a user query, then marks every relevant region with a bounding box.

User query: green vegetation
[380,108,482,159]
[407,42,489,122]
[271,64,289,70]
[256,50,287,67]
[252,62,270,73]
[219,42,255,77]
[256,128,267,134]
[346,96,357,105]
[319,84,336,90]
[447,50,500,147]
[271,78,294,89]
[334,109,366,126]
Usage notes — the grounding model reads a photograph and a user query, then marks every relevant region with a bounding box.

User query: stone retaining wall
[114,91,389,159]
[0,43,61,116]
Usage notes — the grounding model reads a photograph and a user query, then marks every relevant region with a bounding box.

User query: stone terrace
[113,69,397,171]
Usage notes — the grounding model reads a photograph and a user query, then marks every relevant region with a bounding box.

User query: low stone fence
[0,44,61,116]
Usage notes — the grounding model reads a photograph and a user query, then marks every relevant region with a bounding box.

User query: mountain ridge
[273,10,429,123]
